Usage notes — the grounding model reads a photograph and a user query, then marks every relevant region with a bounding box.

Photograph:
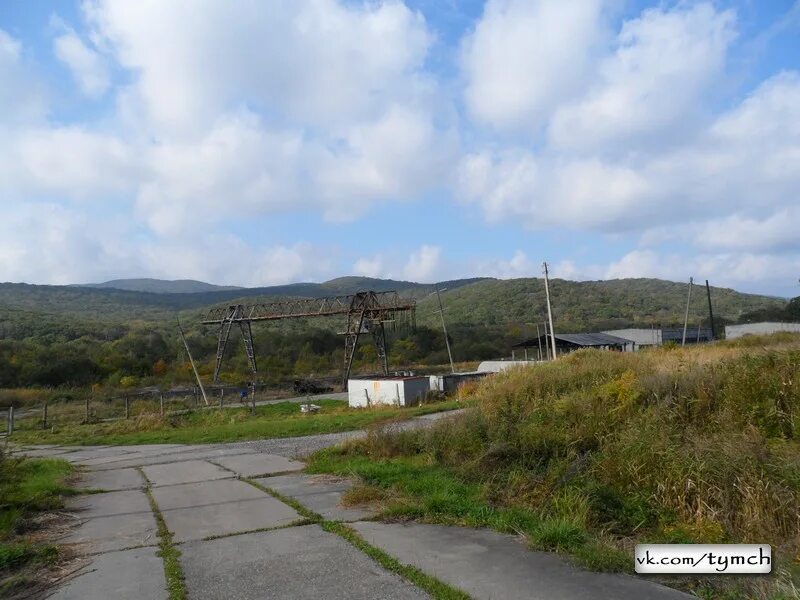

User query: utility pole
[178,318,209,405]
[681,277,693,347]
[435,288,455,374]
[705,280,715,340]
[543,262,557,359]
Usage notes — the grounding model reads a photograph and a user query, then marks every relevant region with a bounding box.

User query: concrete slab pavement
[142,459,233,487]
[212,452,305,477]
[88,447,257,470]
[256,473,374,522]
[151,479,301,542]
[180,524,429,600]
[68,489,151,518]
[77,467,145,491]
[65,511,158,553]
[49,547,167,600]
[351,522,692,600]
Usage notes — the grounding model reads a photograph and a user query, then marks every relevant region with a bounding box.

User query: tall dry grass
[357,334,800,564]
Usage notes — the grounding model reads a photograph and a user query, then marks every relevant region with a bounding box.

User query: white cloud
[550,3,736,150]
[53,29,109,97]
[72,0,454,235]
[316,104,457,221]
[353,255,385,278]
[0,29,46,125]
[458,69,800,237]
[475,250,535,278]
[141,239,331,287]
[0,200,333,286]
[604,249,800,292]
[0,203,139,284]
[457,150,652,230]
[85,0,433,134]
[462,0,604,132]
[403,245,441,281]
[135,112,304,235]
[8,126,137,198]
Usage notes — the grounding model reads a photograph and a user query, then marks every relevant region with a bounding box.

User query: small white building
[725,322,800,339]
[347,376,430,408]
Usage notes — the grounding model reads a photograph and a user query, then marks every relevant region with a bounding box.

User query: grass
[0,450,74,594]
[141,471,187,600]
[10,398,462,446]
[307,451,627,568]
[308,334,800,600]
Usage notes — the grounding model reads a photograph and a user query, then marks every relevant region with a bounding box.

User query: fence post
[124,396,130,419]
[219,388,224,410]
[159,393,164,417]
[8,406,14,436]
[251,384,256,415]
[42,401,48,429]
[85,397,90,422]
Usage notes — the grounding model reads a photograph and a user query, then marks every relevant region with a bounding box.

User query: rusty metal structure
[201,291,416,389]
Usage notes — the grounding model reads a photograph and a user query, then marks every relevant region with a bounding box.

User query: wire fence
[9,383,316,434]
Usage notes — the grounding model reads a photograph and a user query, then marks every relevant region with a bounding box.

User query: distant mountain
[77,278,243,294]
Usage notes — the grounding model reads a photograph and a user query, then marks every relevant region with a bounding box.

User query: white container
[347,377,430,408]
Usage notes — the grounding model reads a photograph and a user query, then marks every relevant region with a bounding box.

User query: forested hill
[0,276,790,389]
[414,278,786,331]
[0,276,787,335]
[0,277,489,324]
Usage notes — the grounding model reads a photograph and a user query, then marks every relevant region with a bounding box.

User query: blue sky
[1,0,799,296]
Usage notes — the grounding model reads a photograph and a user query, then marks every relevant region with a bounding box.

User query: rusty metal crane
[201,290,416,389]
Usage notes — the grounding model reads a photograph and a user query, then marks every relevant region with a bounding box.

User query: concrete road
[21,417,691,600]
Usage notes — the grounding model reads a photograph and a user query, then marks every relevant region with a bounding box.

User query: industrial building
[661,327,713,344]
[512,332,633,355]
[725,322,800,339]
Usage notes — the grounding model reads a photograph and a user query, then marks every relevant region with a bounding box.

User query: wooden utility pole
[435,288,456,374]
[682,277,694,347]
[177,318,209,405]
[705,280,715,340]
[543,263,557,359]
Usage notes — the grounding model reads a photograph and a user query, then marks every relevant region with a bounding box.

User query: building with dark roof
[512,332,633,356]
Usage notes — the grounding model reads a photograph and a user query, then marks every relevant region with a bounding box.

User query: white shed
[347,376,430,408]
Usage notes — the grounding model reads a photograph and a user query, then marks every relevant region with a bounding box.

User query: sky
[1,0,799,297]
